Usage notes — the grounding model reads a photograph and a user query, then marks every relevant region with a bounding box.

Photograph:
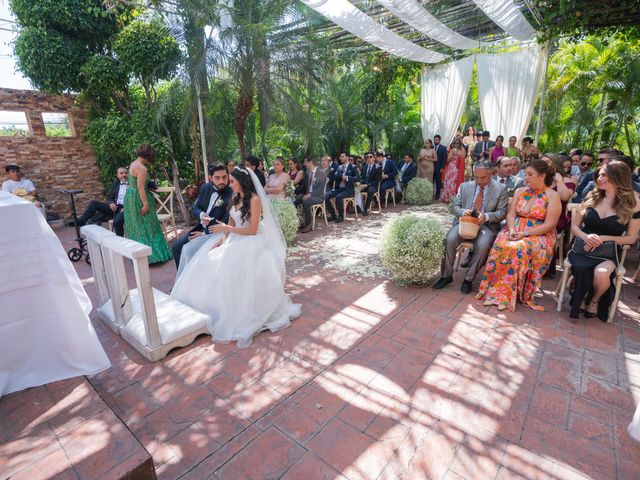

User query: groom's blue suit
[172,183,232,268]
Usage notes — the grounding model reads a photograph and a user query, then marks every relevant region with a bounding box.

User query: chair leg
[453,249,462,272]
[376,195,382,213]
[608,271,625,323]
[556,266,571,312]
[311,209,316,231]
[633,262,640,282]
[322,207,328,226]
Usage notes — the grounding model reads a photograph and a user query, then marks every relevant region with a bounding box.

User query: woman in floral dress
[441,138,466,202]
[475,159,562,311]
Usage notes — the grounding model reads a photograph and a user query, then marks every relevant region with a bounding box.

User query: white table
[0,192,110,397]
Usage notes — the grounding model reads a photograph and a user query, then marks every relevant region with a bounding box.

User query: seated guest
[512,157,525,179]
[433,160,508,294]
[298,157,327,233]
[472,131,495,162]
[325,152,358,223]
[569,149,583,177]
[489,135,505,163]
[76,166,128,236]
[568,161,640,320]
[172,164,232,268]
[245,155,266,186]
[265,157,290,199]
[520,136,539,162]
[226,160,236,174]
[399,153,417,191]
[475,159,562,311]
[575,152,593,185]
[2,164,45,217]
[379,151,398,200]
[288,158,305,196]
[578,154,640,201]
[320,156,331,175]
[505,136,521,159]
[574,148,620,202]
[360,152,382,216]
[494,156,523,196]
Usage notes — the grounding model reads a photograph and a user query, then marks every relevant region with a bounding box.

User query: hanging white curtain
[421,55,475,145]
[471,0,536,41]
[300,0,447,63]
[373,0,482,50]
[476,44,547,143]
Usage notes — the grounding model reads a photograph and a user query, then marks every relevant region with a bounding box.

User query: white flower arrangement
[271,198,299,246]
[403,178,434,206]
[285,181,296,198]
[380,214,445,285]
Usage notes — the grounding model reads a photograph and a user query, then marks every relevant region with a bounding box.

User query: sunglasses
[580,162,590,166]
[597,158,607,163]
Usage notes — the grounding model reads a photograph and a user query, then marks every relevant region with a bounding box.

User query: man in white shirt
[2,164,45,217]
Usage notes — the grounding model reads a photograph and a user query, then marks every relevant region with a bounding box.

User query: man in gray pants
[433,159,508,294]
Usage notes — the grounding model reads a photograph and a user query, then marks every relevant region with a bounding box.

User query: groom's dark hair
[246,156,261,169]
[208,164,226,176]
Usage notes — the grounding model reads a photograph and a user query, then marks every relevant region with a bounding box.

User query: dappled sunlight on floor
[2,203,640,479]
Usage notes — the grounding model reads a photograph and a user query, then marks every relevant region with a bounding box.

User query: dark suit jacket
[399,162,418,184]
[360,163,381,189]
[451,180,508,234]
[304,168,327,199]
[255,169,266,187]
[191,183,232,233]
[434,144,448,170]
[330,163,359,195]
[107,179,156,206]
[328,161,340,190]
[472,140,496,160]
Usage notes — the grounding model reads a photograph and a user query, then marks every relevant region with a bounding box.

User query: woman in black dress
[568,161,640,320]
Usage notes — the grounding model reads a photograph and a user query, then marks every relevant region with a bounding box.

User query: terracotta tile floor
[3,204,640,480]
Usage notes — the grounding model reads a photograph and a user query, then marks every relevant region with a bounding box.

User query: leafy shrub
[271,198,299,246]
[403,177,433,206]
[380,215,445,285]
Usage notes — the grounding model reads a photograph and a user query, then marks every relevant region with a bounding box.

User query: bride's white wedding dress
[171,185,300,348]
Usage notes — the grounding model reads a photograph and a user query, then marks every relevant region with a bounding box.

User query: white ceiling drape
[421,56,475,145]
[471,0,536,41]
[300,0,447,63]
[476,44,547,143]
[373,0,482,50]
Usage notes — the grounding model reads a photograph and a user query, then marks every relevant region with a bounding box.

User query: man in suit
[325,152,358,223]
[399,153,418,190]
[76,167,128,236]
[360,152,382,216]
[298,157,327,233]
[245,155,266,187]
[472,130,496,162]
[379,151,398,200]
[172,164,232,268]
[433,135,447,199]
[433,159,508,294]
[494,156,523,197]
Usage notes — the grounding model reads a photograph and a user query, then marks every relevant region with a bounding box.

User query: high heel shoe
[584,300,598,319]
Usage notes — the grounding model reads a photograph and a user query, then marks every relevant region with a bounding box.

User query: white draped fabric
[373,0,482,50]
[421,55,475,145]
[476,44,547,143]
[300,0,447,63]
[471,0,536,41]
[0,192,110,397]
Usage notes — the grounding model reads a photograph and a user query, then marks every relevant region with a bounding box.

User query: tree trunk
[160,123,191,224]
[190,108,201,181]
[234,92,254,162]
[624,120,635,162]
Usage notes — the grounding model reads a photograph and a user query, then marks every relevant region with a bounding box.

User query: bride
[171,165,301,348]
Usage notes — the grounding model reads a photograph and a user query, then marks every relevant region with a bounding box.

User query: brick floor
[2,204,640,480]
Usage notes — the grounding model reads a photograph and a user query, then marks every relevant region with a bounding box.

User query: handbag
[572,237,618,263]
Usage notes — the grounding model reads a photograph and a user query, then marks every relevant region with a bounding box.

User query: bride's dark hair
[230,165,257,223]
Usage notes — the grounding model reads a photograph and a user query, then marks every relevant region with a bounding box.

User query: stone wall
[0,88,104,219]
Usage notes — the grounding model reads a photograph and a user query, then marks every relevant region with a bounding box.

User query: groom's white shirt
[201,190,220,227]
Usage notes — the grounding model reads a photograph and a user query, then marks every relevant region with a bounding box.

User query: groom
[172,164,232,268]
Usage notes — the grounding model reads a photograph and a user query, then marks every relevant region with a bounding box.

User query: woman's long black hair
[230,166,257,224]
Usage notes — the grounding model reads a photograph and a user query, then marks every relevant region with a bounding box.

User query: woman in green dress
[124,144,173,264]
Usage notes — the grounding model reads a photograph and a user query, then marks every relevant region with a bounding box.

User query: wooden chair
[151,187,177,240]
[309,179,329,231]
[453,240,475,272]
[361,185,383,214]
[343,195,359,220]
[384,187,396,208]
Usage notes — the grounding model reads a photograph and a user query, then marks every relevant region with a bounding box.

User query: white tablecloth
[0,192,110,397]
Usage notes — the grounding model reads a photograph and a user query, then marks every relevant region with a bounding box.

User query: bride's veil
[245,167,287,284]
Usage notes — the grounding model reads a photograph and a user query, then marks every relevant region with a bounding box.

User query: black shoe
[356,206,363,214]
[362,210,369,217]
[327,214,337,222]
[461,280,473,294]
[433,277,453,289]
[335,216,344,223]
[460,252,474,268]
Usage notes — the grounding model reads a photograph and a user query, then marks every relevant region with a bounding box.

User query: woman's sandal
[584,300,599,319]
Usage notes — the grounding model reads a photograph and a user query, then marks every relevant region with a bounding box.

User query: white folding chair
[151,187,177,240]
